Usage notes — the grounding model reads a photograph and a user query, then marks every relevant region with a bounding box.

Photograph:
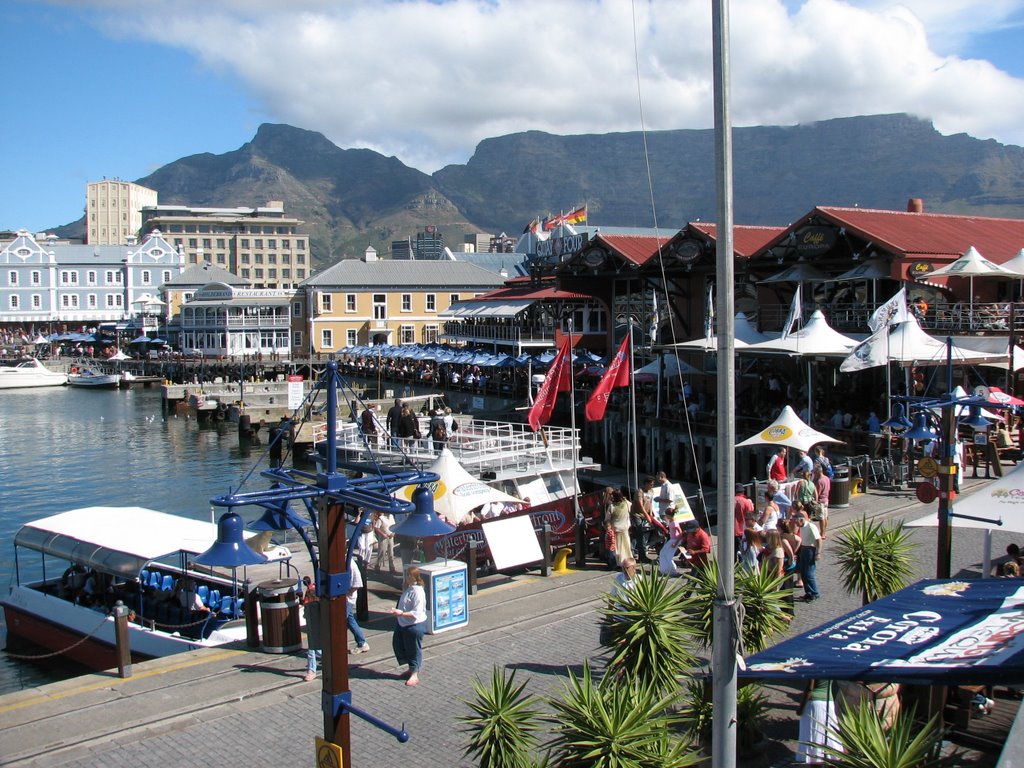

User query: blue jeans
[392,621,427,672]
[347,602,367,647]
[306,648,321,674]
[798,547,819,599]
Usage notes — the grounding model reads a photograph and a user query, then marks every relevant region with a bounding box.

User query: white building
[178,282,295,360]
[86,180,159,245]
[0,229,184,330]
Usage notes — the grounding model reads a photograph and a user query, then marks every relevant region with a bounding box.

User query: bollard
[467,540,479,595]
[574,516,587,568]
[553,547,573,573]
[540,524,551,577]
[112,601,132,679]
[245,582,260,648]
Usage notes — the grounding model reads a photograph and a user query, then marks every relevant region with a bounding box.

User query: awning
[440,299,535,319]
[742,578,1024,685]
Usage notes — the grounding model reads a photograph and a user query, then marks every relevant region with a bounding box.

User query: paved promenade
[0,476,1016,768]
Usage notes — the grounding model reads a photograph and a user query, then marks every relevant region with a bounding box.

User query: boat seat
[208,589,221,610]
[148,571,163,589]
[219,595,235,617]
[197,585,209,605]
[233,598,245,617]
[160,574,174,592]
[140,569,150,585]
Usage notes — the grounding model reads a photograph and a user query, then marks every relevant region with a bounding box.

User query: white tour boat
[1,506,291,670]
[0,358,68,389]
[67,369,121,388]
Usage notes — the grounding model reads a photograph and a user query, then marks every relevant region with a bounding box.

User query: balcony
[441,320,554,348]
[757,301,1022,335]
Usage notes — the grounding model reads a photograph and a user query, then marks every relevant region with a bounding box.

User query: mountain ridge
[51,113,1024,269]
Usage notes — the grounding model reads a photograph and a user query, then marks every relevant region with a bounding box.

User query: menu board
[430,568,468,633]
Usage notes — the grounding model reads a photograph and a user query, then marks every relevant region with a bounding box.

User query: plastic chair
[208,589,221,610]
[233,598,244,618]
[219,595,235,617]
[160,574,174,592]
[140,569,150,585]
[148,571,162,589]
[197,585,209,605]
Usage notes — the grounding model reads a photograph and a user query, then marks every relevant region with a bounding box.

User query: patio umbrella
[670,312,772,351]
[758,262,831,284]
[129,335,151,344]
[926,245,1015,316]
[736,405,843,451]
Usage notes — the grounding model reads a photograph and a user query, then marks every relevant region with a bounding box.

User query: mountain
[51,114,1024,270]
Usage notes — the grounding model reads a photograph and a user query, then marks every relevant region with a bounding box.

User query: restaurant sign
[536,232,589,260]
[794,227,836,256]
[909,261,935,280]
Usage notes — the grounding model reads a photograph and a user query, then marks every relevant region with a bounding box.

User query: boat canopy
[14,507,221,578]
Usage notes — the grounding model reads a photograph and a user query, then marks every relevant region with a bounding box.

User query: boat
[1,506,292,669]
[0,358,68,389]
[67,369,121,388]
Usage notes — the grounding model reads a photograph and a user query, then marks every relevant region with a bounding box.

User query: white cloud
[90,0,1024,172]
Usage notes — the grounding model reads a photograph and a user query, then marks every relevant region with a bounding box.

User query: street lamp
[211,361,449,768]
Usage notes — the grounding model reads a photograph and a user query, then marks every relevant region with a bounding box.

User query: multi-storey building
[463,233,493,253]
[139,201,309,289]
[86,180,158,245]
[178,281,295,359]
[299,249,505,354]
[0,229,184,332]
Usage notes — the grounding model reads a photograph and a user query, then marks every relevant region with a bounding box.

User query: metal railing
[757,301,1023,334]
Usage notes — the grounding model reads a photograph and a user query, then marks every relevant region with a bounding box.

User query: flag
[840,325,890,372]
[585,335,631,421]
[543,211,566,231]
[780,284,802,340]
[564,205,587,225]
[704,284,715,346]
[523,217,539,234]
[528,341,572,431]
[868,287,910,333]
[648,291,660,345]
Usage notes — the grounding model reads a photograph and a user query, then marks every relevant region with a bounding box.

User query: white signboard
[287,375,304,410]
[481,515,543,571]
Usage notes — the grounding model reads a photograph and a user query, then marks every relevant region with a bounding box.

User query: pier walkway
[0,477,1016,767]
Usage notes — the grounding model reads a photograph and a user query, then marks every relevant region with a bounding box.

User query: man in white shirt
[797,514,822,601]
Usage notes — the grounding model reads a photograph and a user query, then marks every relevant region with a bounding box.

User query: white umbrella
[758,262,831,284]
[669,312,772,351]
[926,245,1016,319]
[736,405,843,452]
[632,354,703,382]
[1000,248,1024,277]
[745,310,857,357]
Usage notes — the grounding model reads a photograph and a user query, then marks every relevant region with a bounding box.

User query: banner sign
[742,579,1024,685]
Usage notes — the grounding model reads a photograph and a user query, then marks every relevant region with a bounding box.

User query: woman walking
[390,566,428,686]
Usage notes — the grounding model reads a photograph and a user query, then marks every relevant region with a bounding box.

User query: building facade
[0,229,184,330]
[86,180,159,245]
[179,282,295,359]
[300,255,505,354]
[140,201,309,289]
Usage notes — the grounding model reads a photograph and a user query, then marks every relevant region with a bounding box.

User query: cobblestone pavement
[2,479,1016,768]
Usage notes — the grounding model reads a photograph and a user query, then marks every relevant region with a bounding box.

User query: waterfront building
[178,281,296,359]
[140,201,309,289]
[0,229,183,333]
[86,179,158,245]
[162,263,251,348]
[300,251,504,353]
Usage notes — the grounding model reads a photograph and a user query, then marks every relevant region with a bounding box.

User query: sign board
[315,737,343,768]
[482,515,543,571]
[916,481,938,504]
[918,457,938,478]
[288,374,304,410]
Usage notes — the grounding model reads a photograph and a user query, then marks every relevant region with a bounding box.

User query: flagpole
[628,323,639,494]
[568,321,584,566]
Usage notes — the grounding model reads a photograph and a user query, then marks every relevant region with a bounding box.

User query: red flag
[528,341,572,431]
[542,212,565,231]
[585,335,631,421]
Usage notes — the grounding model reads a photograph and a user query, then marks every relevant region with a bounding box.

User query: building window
[216,253,226,264]
[8,271,18,286]
[282,268,291,278]
[163,270,171,284]
[87,294,98,308]
[373,294,387,320]
[296,239,305,249]
[255,269,264,279]
[321,329,333,349]
[217,238,226,248]
[401,294,412,312]
[426,294,436,312]
[321,294,333,313]
[61,271,78,286]
[106,295,115,308]
[347,329,357,346]
[87,271,97,286]
[142,270,151,285]
[241,269,251,279]
[268,239,276,249]
[241,238,249,248]
[293,331,303,347]
[346,294,356,312]
[31,271,40,286]
[400,325,415,344]
[9,295,18,309]
[254,239,263,248]
[31,294,41,309]
[188,238,198,248]
[62,294,80,309]
[293,301,303,317]
[423,325,439,344]
[255,254,264,264]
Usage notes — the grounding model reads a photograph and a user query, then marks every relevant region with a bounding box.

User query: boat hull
[67,375,120,388]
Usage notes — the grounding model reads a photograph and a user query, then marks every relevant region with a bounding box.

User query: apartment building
[86,180,158,245]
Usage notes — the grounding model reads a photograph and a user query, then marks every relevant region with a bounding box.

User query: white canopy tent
[736,405,843,452]
[927,245,1016,320]
[746,310,857,357]
[394,448,522,527]
[841,315,1004,372]
[632,354,704,381]
[669,312,773,351]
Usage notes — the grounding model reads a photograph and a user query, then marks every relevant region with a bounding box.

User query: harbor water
[0,385,276,696]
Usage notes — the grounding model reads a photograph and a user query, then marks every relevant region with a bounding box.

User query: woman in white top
[390,566,428,686]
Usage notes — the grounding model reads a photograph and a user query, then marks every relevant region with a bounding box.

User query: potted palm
[833,517,917,605]
[461,667,542,768]
[678,677,770,757]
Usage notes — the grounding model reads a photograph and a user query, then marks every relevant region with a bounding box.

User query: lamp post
[211,361,449,767]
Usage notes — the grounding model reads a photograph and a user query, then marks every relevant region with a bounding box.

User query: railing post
[467,540,479,595]
[112,601,132,679]
[540,524,551,577]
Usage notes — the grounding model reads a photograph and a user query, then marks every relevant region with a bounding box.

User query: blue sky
[2,0,1022,234]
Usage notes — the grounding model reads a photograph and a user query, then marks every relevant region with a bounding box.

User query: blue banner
[742,579,1024,685]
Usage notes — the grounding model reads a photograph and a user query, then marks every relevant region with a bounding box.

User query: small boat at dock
[1,506,293,669]
[0,358,68,389]
[67,369,120,388]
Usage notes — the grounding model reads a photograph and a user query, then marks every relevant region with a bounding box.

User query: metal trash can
[257,579,301,653]
[830,466,851,509]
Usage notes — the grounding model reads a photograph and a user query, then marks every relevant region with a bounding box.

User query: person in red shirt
[681,520,712,570]
[768,446,788,482]
[733,483,754,555]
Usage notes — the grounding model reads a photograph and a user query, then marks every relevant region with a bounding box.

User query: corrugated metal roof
[594,234,669,266]
[303,259,506,288]
[166,263,250,286]
[814,206,1024,263]
[689,223,789,258]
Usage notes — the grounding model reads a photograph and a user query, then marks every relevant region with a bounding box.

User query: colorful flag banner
[564,206,587,225]
[780,284,802,340]
[839,325,890,372]
[868,287,910,333]
[585,334,631,421]
[523,217,539,234]
[542,213,563,231]
[528,341,572,431]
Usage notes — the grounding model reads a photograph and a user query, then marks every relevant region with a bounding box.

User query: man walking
[386,399,404,448]
[797,513,822,602]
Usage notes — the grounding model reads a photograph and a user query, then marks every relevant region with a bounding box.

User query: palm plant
[833,517,917,605]
[544,662,701,768]
[682,559,794,654]
[461,666,543,768]
[813,699,956,768]
[598,564,696,694]
[678,677,770,754]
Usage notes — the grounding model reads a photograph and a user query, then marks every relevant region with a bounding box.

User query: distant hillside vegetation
[52,114,1024,271]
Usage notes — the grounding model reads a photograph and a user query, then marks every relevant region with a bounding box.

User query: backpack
[431,422,448,442]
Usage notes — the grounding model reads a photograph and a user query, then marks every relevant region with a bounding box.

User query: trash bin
[830,466,851,509]
[257,579,301,653]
